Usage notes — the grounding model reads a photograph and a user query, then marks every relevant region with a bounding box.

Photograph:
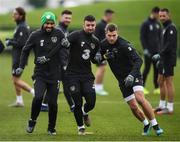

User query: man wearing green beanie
[41,12,56,25]
[15,11,68,135]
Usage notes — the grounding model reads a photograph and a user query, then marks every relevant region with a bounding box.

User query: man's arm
[45,38,70,59]
[125,45,143,77]
[140,22,148,50]
[45,31,79,59]
[6,26,30,48]
[160,26,177,55]
[59,47,69,68]
[19,32,35,69]
[90,37,101,64]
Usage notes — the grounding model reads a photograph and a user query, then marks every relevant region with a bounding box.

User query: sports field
[0,53,180,141]
[0,0,180,141]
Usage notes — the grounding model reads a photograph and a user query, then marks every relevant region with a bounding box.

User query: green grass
[0,53,180,141]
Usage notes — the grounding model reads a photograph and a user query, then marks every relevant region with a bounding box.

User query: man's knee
[134,91,146,106]
[158,75,165,86]
[12,76,19,85]
[128,100,139,112]
[48,97,58,107]
[166,76,173,86]
[85,92,96,108]
[48,102,57,110]
[70,92,82,110]
[34,93,44,102]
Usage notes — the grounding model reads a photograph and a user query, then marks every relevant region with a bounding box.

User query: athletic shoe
[96,89,108,96]
[41,103,48,112]
[143,88,149,95]
[26,119,36,133]
[78,128,85,135]
[48,128,57,136]
[153,125,163,136]
[8,102,24,107]
[83,114,91,127]
[142,123,151,136]
[70,104,75,112]
[153,88,160,95]
[153,107,164,113]
[156,108,173,115]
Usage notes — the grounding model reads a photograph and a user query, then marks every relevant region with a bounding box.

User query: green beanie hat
[41,12,56,25]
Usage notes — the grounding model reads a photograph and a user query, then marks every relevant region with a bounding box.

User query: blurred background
[0,0,179,55]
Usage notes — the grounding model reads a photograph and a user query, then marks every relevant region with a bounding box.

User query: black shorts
[158,64,174,77]
[64,76,95,95]
[118,76,144,102]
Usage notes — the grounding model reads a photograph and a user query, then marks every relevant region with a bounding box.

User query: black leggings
[31,79,59,129]
[143,55,158,88]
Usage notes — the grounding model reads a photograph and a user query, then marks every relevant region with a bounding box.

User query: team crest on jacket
[128,47,132,51]
[156,24,160,29]
[81,41,85,47]
[51,36,57,43]
[90,43,95,49]
[70,85,76,92]
[149,25,153,31]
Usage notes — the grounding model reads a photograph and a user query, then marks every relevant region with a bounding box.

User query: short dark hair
[151,6,160,13]
[105,23,118,32]
[84,15,96,22]
[61,10,72,15]
[15,7,26,21]
[104,9,114,15]
[160,8,170,13]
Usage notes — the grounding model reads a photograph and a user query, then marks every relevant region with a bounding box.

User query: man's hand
[143,49,151,57]
[5,38,13,47]
[15,68,23,76]
[104,50,115,60]
[152,54,160,62]
[94,52,102,64]
[61,38,70,48]
[124,74,134,87]
[37,56,50,64]
[104,48,118,60]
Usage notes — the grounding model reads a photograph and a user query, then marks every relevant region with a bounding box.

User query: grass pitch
[0,53,180,141]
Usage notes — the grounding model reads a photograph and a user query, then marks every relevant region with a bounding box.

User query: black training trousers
[31,78,59,130]
[65,76,96,127]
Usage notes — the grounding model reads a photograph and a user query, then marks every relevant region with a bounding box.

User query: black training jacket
[65,30,100,78]
[101,37,143,81]
[160,20,177,66]
[19,28,66,83]
[140,17,161,54]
